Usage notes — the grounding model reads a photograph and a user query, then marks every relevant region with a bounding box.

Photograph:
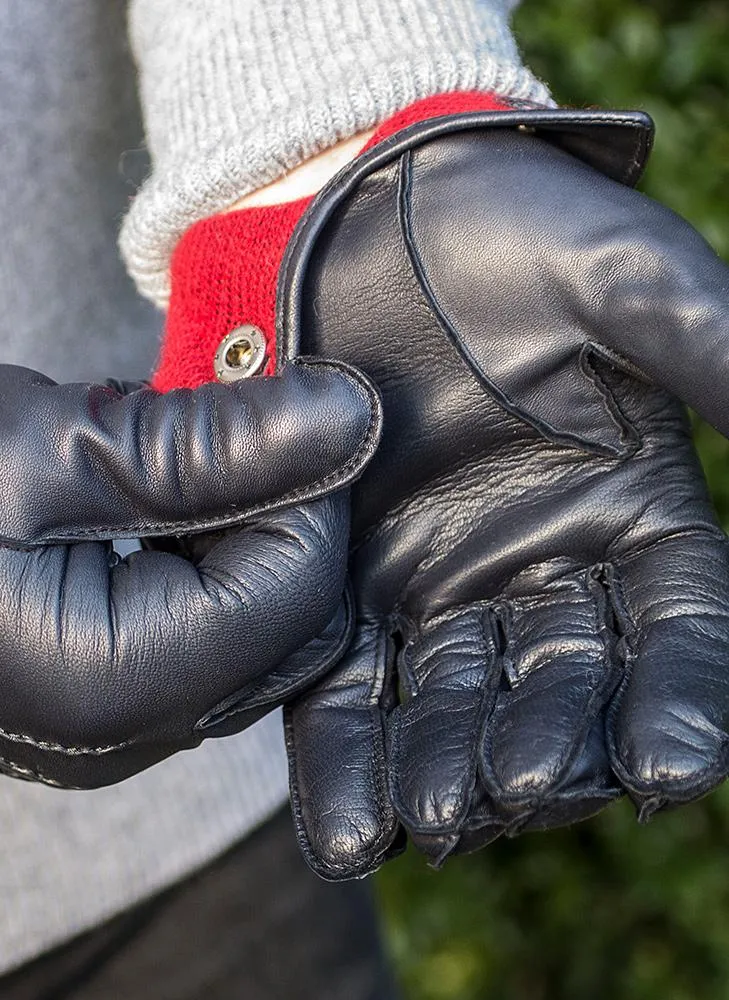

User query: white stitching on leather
[0,726,131,755]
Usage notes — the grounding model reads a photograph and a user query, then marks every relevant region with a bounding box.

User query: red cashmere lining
[154,91,512,391]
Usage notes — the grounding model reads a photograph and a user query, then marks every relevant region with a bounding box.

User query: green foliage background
[375,2,729,997]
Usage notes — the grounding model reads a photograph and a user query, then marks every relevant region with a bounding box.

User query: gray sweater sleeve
[119,0,551,308]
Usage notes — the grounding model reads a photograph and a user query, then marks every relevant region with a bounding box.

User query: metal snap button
[214,325,267,382]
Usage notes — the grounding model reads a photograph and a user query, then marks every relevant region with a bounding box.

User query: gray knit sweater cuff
[120,0,552,308]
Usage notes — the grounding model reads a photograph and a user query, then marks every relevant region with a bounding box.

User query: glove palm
[283,111,729,877]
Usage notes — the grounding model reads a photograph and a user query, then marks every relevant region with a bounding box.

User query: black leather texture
[282,110,729,879]
[0,360,382,787]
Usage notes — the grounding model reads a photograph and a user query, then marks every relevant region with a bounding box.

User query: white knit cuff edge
[120,57,553,308]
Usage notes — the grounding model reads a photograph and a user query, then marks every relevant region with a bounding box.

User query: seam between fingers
[604,565,640,773]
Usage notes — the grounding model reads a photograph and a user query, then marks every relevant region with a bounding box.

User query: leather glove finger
[0,358,379,544]
[580,178,729,440]
[607,530,729,817]
[474,564,623,838]
[0,358,382,788]
[385,566,622,865]
[284,623,404,880]
[407,126,729,451]
[0,495,353,788]
[385,607,505,866]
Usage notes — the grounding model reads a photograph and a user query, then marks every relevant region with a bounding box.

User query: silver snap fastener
[214,325,267,382]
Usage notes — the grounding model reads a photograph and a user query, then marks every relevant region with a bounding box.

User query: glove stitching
[0,751,84,788]
[549,113,651,186]
[536,113,652,187]
[0,725,132,755]
[397,626,420,699]
[368,624,392,704]
[604,564,645,789]
[611,120,652,186]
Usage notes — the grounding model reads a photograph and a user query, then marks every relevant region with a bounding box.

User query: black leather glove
[0,359,380,788]
[280,109,729,878]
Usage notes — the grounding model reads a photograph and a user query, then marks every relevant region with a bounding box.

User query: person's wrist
[225,130,376,211]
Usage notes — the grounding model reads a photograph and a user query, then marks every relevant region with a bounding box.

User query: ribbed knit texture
[121,0,552,308]
[154,91,512,392]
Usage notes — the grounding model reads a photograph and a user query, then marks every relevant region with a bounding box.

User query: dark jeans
[0,808,399,1000]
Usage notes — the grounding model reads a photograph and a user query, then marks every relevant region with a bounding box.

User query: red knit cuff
[153,91,512,392]
[154,199,310,392]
